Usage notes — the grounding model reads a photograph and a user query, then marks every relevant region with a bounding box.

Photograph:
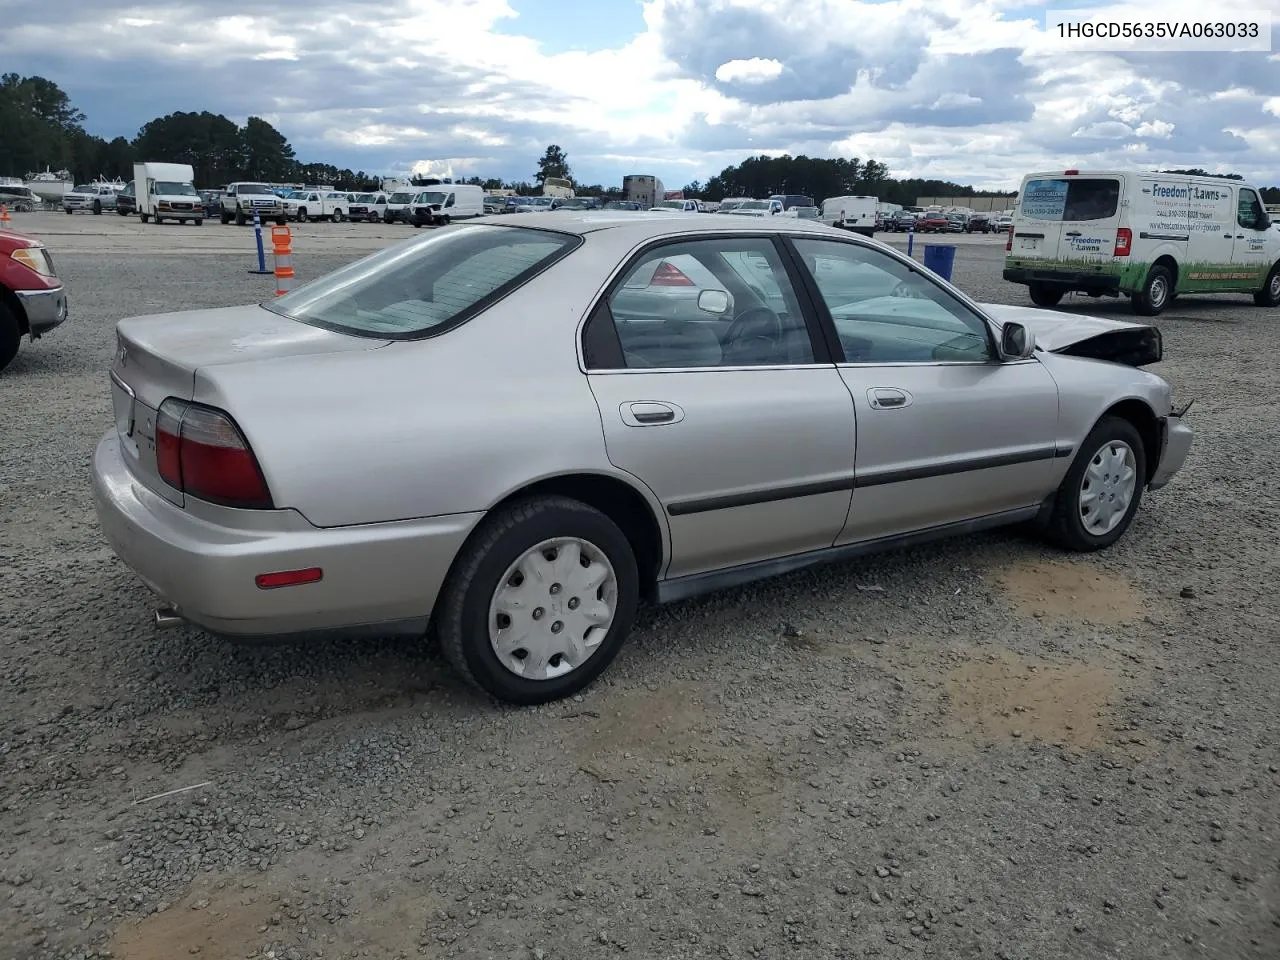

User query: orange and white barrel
[271,224,294,296]
[0,205,10,230]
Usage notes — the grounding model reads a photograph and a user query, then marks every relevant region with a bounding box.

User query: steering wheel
[723,305,782,346]
[891,280,927,299]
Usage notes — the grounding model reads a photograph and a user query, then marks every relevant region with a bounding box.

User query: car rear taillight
[155,399,274,509]
[1005,226,1013,252]
[1113,228,1132,257]
[649,261,694,286]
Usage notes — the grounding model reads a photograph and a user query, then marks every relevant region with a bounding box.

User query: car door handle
[621,401,683,426]
[868,388,912,409]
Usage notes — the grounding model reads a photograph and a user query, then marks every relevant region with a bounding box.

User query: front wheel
[92,200,102,215]
[436,496,640,705]
[1132,265,1173,316]
[1254,263,1280,307]
[1044,416,1146,552]
[1028,282,1063,307]
[235,208,246,226]
[0,300,20,372]
[194,219,203,226]
[220,210,231,224]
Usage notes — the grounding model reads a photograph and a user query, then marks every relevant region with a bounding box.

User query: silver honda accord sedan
[91,212,1193,704]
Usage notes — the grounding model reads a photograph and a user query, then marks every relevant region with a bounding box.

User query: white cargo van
[409,184,484,227]
[821,195,877,236]
[1005,170,1280,315]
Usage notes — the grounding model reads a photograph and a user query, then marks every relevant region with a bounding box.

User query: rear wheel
[1044,416,1146,552]
[1028,282,1063,307]
[194,219,203,226]
[437,496,639,705]
[1132,265,1172,316]
[0,300,20,372]
[1254,263,1280,307]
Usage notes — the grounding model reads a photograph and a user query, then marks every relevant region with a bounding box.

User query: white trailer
[623,175,665,209]
[821,195,878,236]
[133,162,203,225]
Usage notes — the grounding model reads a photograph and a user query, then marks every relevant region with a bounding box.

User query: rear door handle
[620,401,684,426]
[868,388,912,410]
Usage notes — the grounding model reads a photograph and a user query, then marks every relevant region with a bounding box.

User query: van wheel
[436,495,639,705]
[1254,263,1280,307]
[1028,283,1063,307]
[0,301,21,373]
[1044,416,1146,552]
[1132,265,1172,316]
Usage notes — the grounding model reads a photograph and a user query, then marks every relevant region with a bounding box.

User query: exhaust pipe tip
[154,606,184,629]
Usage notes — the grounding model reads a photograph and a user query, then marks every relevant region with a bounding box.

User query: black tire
[1044,416,1147,552]
[178,219,187,225]
[92,200,101,215]
[0,300,21,373]
[1254,262,1280,307]
[235,207,246,227]
[194,219,203,226]
[154,216,163,225]
[64,208,73,215]
[1028,282,1063,307]
[436,496,640,705]
[1132,264,1173,316]
[220,210,231,225]
[297,208,308,223]
[275,218,287,226]
[139,213,150,223]
[332,209,344,222]
[117,208,128,216]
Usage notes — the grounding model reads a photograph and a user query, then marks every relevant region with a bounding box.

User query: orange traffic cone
[0,205,11,230]
[271,224,294,296]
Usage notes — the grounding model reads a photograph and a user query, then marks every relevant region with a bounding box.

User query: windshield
[354,193,375,202]
[740,201,769,210]
[657,200,687,209]
[389,192,413,203]
[266,225,580,339]
[72,184,93,192]
[416,191,448,205]
[238,183,271,195]
[155,181,197,195]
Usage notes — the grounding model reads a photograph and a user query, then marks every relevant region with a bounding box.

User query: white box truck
[1005,169,1280,315]
[623,175,665,209]
[133,162,203,225]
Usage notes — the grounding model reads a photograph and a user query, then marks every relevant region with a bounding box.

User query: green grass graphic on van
[1006,256,1267,294]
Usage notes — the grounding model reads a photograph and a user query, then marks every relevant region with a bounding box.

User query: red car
[0,231,68,372]
[915,213,950,232]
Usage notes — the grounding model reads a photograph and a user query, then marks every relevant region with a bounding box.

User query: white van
[133,162,202,225]
[821,195,877,236]
[1005,170,1280,315]
[409,184,485,227]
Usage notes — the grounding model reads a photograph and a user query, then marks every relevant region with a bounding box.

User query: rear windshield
[1021,178,1120,221]
[265,224,580,339]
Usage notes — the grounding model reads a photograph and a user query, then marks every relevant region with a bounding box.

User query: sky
[2,0,1278,190]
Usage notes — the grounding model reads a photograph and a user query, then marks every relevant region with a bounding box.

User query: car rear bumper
[1003,266,1122,292]
[1149,415,1193,491]
[15,284,68,337]
[91,430,483,639]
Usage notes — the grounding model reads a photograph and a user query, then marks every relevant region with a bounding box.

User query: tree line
[3,74,1276,205]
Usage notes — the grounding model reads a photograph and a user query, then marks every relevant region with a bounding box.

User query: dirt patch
[108,882,279,960]
[993,557,1144,624]
[940,649,1116,750]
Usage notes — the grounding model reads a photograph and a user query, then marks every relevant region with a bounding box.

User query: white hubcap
[488,538,617,680]
[1079,440,1137,535]
[1270,273,1280,298]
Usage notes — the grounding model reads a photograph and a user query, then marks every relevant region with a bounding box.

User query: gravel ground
[2,220,1278,960]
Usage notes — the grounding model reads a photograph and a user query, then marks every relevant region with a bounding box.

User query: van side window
[1238,189,1262,230]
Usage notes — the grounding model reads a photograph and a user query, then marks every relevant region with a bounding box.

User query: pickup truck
[63,182,121,215]
[220,182,287,225]
[0,231,68,373]
[281,189,353,222]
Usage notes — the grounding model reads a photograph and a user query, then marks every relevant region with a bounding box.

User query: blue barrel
[922,243,957,282]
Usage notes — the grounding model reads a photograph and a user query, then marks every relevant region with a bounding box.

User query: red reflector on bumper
[255,567,323,589]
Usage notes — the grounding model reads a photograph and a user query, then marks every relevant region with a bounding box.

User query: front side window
[791,238,995,364]
[266,225,579,339]
[1020,178,1120,222]
[601,237,815,369]
[1238,188,1262,229]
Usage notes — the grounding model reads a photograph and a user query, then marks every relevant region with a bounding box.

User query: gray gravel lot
[2,215,1278,960]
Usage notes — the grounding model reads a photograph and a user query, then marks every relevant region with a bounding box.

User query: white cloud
[0,0,1276,190]
[715,58,785,84]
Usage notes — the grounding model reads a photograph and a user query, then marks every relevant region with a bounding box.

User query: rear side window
[1021,178,1120,221]
[266,225,580,339]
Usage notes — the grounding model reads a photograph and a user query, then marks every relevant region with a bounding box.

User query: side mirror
[999,321,1036,360]
[697,289,731,315]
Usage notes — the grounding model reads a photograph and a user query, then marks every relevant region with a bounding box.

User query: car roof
[474,211,849,239]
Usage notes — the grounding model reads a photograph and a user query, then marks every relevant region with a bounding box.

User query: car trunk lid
[110,305,390,506]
